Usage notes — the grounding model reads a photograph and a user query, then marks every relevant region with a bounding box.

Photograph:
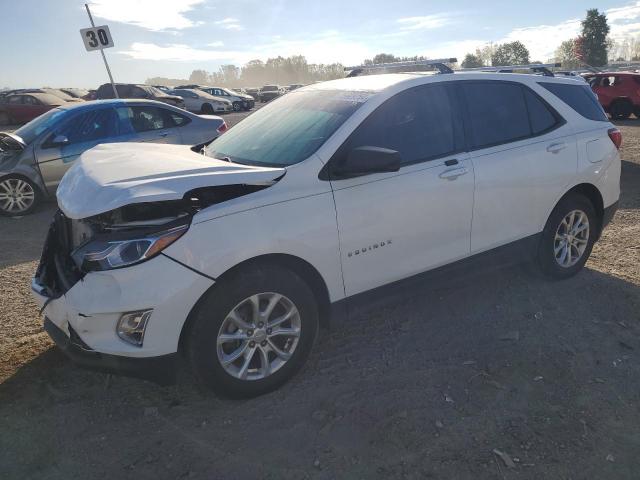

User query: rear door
[6,95,28,123]
[330,83,475,296]
[36,107,119,193]
[115,105,181,144]
[458,80,577,254]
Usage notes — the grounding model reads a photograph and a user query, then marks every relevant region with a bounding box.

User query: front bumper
[243,99,255,109]
[44,317,177,385]
[31,214,215,383]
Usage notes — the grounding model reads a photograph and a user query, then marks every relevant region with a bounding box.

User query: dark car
[259,85,283,102]
[0,93,65,125]
[96,83,185,110]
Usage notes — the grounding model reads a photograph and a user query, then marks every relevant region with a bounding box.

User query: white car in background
[201,87,255,111]
[33,72,620,398]
[170,88,233,114]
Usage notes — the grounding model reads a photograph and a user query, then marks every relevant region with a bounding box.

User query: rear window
[461,82,531,149]
[539,82,608,122]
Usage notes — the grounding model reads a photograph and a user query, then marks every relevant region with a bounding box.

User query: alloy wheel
[554,210,590,268]
[0,178,36,214]
[216,292,301,381]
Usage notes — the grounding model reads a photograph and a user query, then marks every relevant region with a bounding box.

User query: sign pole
[84,3,118,98]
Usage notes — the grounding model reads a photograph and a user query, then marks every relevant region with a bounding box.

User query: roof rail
[344,58,458,77]
[458,62,561,77]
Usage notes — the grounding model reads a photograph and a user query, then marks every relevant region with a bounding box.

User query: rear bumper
[44,317,177,385]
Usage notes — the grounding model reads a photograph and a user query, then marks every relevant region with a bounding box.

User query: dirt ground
[0,112,639,480]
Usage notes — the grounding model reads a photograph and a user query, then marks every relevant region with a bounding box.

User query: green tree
[491,41,530,66]
[461,53,483,68]
[580,8,610,67]
[554,38,582,69]
[371,53,399,64]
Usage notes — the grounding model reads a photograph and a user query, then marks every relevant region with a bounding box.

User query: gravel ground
[0,113,639,480]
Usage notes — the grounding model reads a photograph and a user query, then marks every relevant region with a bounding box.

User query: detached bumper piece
[44,318,177,385]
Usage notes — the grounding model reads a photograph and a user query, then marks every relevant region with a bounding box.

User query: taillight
[217,121,228,134]
[608,128,622,150]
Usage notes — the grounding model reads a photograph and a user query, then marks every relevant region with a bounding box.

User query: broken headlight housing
[72,224,188,272]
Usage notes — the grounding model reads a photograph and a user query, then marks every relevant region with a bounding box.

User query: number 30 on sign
[80,25,114,51]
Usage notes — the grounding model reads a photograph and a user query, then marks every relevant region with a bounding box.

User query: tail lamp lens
[608,128,622,150]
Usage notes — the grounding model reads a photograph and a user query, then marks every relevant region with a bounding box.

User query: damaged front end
[34,184,270,299]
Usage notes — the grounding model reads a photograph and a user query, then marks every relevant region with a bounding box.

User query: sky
[2,0,640,88]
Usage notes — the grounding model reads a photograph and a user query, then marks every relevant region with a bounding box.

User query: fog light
[116,310,152,346]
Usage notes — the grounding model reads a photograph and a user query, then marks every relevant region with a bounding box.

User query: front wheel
[200,103,214,115]
[186,264,319,398]
[536,194,597,279]
[232,101,242,112]
[0,176,40,216]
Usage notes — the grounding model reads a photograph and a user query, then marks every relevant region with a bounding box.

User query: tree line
[147,8,627,89]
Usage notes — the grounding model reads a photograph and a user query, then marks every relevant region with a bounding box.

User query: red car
[585,72,640,119]
[0,93,65,125]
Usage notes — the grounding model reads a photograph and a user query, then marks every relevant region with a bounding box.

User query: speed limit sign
[80,25,114,51]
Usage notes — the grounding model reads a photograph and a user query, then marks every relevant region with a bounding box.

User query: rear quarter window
[538,82,608,122]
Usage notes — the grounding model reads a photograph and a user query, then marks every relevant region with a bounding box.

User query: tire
[634,108,640,119]
[186,263,319,398]
[0,175,40,216]
[536,193,597,279]
[610,100,633,120]
[232,101,242,112]
[200,103,214,115]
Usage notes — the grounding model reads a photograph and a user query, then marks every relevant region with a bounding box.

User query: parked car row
[0,99,227,215]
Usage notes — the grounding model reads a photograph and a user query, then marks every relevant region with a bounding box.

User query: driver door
[329,83,475,296]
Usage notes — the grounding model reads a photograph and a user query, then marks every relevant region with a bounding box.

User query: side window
[461,81,530,149]
[168,110,191,127]
[23,96,39,105]
[123,106,169,132]
[523,88,560,135]
[8,96,23,104]
[347,84,460,165]
[539,82,608,122]
[54,109,117,144]
[131,87,149,99]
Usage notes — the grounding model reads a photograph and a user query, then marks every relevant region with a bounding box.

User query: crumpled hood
[57,142,285,219]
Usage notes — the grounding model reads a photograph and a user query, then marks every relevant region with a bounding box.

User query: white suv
[32,72,621,398]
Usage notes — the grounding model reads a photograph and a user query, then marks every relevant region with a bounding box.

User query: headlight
[72,224,188,271]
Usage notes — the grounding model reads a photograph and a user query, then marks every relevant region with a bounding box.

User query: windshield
[14,108,68,144]
[262,86,278,91]
[205,89,368,167]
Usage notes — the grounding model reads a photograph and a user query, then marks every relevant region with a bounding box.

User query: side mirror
[51,135,69,146]
[332,146,401,178]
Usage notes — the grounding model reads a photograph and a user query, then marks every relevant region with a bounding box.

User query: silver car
[0,99,227,216]
[170,89,233,114]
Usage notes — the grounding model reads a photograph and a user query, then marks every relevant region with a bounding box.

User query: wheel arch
[553,183,605,238]
[178,253,332,354]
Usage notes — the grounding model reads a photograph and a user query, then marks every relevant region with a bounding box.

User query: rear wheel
[186,264,319,398]
[0,176,40,216]
[536,194,597,279]
[610,99,633,120]
[200,103,214,115]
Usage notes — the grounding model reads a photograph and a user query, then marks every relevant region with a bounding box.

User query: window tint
[347,84,460,165]
[524,89,559,134]
[8,96,23,104]
[539,82,608,122]
[131,87,149,98]
[169,111,190,127]
[54,108,117,144]
[461,82,530,148]
[118,106,169,132]
[23,96,39,105]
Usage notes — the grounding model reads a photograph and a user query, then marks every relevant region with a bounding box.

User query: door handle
[547,142,567,153]
[439,167,468,180]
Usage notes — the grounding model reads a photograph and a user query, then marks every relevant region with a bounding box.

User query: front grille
[34,211,84,298]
